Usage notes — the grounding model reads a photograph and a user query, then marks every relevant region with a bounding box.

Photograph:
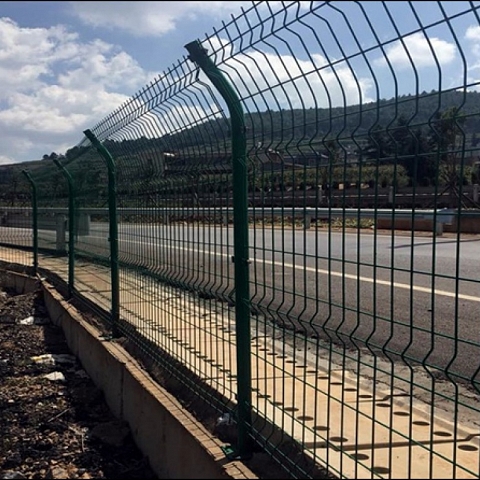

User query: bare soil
[0,268,331,480]
[0,286,158,480]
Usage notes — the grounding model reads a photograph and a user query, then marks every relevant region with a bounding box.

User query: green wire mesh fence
[0,169,34,268]
[3,1,480,478]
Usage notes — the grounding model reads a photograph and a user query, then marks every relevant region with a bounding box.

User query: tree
[362,124,391,161]
[320,139,341,189]
[42,152,59,161]
[388,116,433,186]
[472,132,479,148]
[428,107,471,207]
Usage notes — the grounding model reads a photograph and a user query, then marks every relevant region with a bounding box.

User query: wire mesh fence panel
[198,1,480,478]
[0,170,34,267]
[81,58,239,420]
[0,161,73,272]
[2,1,480,479]
[53,142,115,323]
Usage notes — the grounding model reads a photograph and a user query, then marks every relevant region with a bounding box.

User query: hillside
[1,88,479,206]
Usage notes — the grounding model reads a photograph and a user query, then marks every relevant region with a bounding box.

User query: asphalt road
[3,222,480,382]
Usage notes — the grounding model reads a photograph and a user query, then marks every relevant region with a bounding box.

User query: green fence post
[83,129,120,338]
[21,170,38,275]
[53,159,75,296]
[185,39,252,459]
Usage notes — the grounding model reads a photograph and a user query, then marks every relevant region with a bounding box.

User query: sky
[0,1,480,165]
[0,1,250,165]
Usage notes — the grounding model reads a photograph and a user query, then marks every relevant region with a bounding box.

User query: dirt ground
[0,267,332,480]
[0,285,158,480]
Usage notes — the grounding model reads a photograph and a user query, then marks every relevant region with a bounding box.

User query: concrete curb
[1,270,257,480]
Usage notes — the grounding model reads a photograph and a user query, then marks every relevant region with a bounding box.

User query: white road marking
[82,234,480,303]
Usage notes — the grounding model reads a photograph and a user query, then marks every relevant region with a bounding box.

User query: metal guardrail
[0,205,463,257]
[0,205,461,221]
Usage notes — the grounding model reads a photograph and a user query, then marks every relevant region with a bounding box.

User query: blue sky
[0,1,249,164]
[0,1,480,165]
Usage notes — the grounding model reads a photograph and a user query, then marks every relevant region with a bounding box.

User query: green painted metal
[3,2,480,479]
[52,159,75,295]
[83,129,120,337]
[21,170,38,274]
[185,39,253,459]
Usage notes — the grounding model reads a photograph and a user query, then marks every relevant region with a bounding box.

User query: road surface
[2,222,480,383]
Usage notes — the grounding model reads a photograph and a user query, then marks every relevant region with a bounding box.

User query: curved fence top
[75,1,480,159]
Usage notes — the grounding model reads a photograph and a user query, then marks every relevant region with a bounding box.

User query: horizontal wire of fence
[2,1,480,478]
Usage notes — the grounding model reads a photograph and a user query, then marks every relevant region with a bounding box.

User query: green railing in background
[2,2,480,478]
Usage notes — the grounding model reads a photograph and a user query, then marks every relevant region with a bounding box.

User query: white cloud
[375,32,457,70]
[465,25,480,64]
[101,35,373,145]
[210,38,373,109]
[0,154,15,166]
[466,25,480,42]
[69,1,251,38]
[0,17,156,164]
[463,25,480,91]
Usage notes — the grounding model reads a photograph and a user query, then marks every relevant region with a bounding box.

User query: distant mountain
[2,88,479,204]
